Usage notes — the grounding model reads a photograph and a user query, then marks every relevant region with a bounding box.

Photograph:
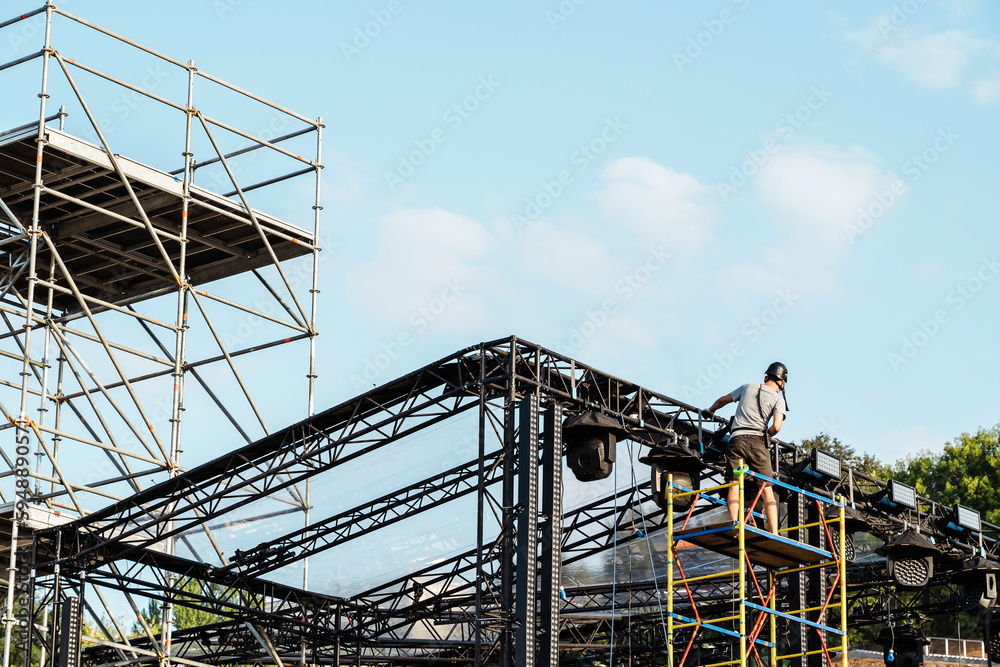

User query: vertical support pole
[49,311,65,499]
[770,571,777,667]
[23,537,37,667]
[303,117,323,594]
[539,403,562,667]
[667,473,674,667]
[500,339,517,667]
[474,345,486,667]
[805,500,823,667]
[738,461,746,667]
[161,58,197,667]
[786,492,807,667]
[839,498,848,667]
[307,116,322,419]
[473,352,486,667]
[515,395,539,667]
[334,604,341,667]
[33,260,57,497]
[48,532,62,667]
[5,6,54,667]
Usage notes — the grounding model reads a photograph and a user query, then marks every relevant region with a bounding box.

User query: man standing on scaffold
[704,362,788,534]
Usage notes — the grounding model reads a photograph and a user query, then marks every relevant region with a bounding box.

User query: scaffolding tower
[0,4,322,665]
[666,465,848,667]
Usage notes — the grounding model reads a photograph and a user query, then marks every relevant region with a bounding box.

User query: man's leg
[762,484,779,534]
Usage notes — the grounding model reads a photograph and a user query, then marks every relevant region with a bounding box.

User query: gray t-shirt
[730,383,786,434]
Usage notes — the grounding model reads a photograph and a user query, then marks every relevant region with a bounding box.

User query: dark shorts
[725,433,772,480]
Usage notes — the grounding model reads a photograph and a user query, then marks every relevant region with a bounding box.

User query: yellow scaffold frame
[665,460,848,667]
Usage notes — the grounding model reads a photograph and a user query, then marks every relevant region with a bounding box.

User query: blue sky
[2,0,998,471]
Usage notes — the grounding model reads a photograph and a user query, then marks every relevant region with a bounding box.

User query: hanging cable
[626,437,670,648]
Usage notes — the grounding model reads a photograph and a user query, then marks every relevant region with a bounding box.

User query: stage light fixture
[791,448,842,490]
[823,505,872,562]
[889,480,917,509]
[812,449,842,478]
[876,479,918,512]
[878,529,939,590]
[563,410,627,482]
[876,626,929,667]
[823,505,872,563]
[640,437,704,511]
[952,557,1000,612]
[957,504,982,532]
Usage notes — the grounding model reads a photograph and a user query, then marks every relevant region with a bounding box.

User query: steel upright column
[539,403,562,667]
[839,497,848,667]
[500,339,517,666]
[4,5,54,667]
[666,473,674,667]
[738,462,747,666]
[475,344,487,666]
[515,395,539,666]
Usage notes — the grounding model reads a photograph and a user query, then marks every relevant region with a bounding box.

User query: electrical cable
[626,438,670,648]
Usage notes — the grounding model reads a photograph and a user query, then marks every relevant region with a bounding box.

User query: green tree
[128,578,223,639]
[891,425,1000,525]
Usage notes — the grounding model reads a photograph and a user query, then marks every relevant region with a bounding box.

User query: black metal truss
[71,462,676,664]
[38,337,723,565]
[76,547,346,636]
[224,447,507,579]
[31,335,1000,666]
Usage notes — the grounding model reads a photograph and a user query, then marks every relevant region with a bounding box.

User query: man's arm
[768,412,784,436]
[707,393,734,415]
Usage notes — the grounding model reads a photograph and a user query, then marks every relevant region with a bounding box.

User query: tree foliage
[889,425,1000,525]
[129,578,224,639]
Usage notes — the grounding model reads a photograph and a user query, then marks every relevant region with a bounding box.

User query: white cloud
[509,220,627,297]
[716,145,905,294]
[716,263,787,295]
[939,0,980,23]
[846,20,999,94]
[756,145,903,251]
[877,29,989,89]
[972,74,1000,104]
[345,208,497,329]
[594,157,715,254]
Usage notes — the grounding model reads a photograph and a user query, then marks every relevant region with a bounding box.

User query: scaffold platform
[0,122,315,310]
[673,521,834,569]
